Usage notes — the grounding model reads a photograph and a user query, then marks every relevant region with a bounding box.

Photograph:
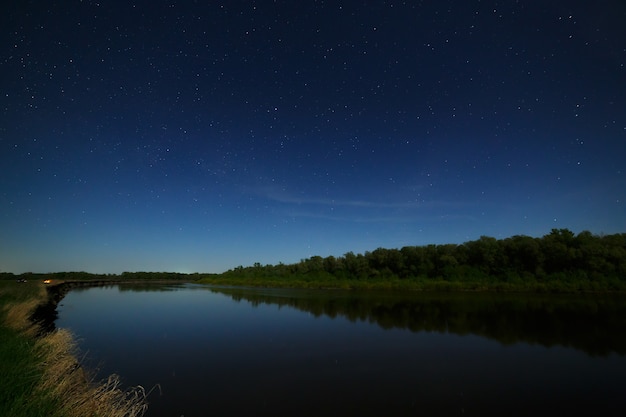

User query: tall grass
[34,329,148,417]
[0,281,148,417]
[0,325,59,417]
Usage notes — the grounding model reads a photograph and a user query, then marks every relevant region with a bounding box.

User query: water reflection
[69,283,186,293]
[210,286,626,356]
[55,284,626,417]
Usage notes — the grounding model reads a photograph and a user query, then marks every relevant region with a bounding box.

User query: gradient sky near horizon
[2,1,625,274]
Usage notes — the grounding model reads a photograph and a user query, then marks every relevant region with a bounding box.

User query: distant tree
[502,235,542,275]
[465,236,504,275]
[541,229,576,274]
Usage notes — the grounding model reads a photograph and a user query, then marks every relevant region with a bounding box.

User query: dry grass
[1,283,47,335]
[3,298,41,335]
[1,282,148,417]
[35,329,148,417]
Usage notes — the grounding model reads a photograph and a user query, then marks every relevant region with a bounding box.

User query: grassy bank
[197,275,470,290]
[0,280,147,417]
[197,274,623,292]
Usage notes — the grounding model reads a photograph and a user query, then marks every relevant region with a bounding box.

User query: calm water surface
[55,284,626,417]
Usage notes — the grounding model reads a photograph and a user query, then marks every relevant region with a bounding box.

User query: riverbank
[197,274,626,293]
[0,280,148,417]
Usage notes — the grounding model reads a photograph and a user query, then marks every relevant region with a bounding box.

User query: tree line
[2,229,625,291]
[215,229,626,291]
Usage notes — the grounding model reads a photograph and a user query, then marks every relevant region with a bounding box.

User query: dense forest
[204,229,626,291]
[2,229,625,292]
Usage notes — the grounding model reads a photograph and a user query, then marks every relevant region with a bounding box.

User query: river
[55,283,626,416]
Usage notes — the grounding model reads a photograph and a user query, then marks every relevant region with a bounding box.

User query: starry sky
[2,1,625,274]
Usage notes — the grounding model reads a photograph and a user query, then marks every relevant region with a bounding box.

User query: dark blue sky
[2,1,625,274]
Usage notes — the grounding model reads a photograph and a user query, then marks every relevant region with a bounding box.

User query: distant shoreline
[3,229,625,294]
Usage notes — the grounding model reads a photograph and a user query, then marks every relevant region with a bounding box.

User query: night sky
[2,1,625,274]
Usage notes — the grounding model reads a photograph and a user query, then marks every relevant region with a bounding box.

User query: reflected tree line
[211,287,626,357]
[214,229,626,291]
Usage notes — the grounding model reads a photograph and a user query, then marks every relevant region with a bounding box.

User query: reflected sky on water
[56,284,626,417]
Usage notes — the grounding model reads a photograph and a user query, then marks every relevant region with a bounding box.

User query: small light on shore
[43,279,52,284]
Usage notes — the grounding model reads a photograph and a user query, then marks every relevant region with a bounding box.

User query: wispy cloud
[281,208,477,224]
[255,183,470,209]
[251,184,478,223]
[266,192,422,209]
